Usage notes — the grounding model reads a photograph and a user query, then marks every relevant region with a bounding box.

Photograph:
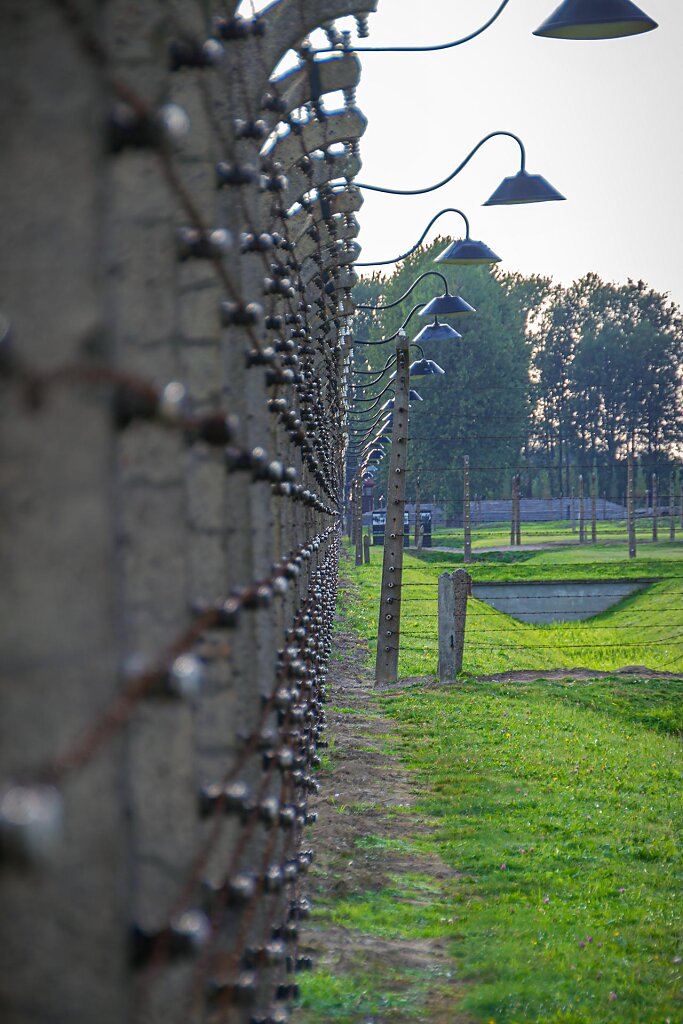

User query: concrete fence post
[670,472,676,543]
[515,475,521,546]
[578,474,585,544]
[591,469,597,543]
[652,472,658,543]
[363,531,371,565]
[438,568,470,682]
[510,475,516,546]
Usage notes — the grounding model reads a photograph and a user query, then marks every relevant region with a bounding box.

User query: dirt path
[297,589,473,1023]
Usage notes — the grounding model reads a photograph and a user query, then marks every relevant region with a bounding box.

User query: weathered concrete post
[375,330,410,684]
[363,532,371,564]
[578,474,585,544]
[670,472,676,543]
[628,452,637,558]
[515,474,522,546]
[591,469,598,543]
[652,472,658,543]
[571,486,576,533]
[463,455,472,563]
[414,475,421,548]
[438,568,470,681]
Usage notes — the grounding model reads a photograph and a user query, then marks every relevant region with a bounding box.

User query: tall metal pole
[375,330,410,684]
[463,455,472,563]
[627,452,636,558]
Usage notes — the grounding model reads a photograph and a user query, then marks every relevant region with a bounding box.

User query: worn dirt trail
[297,581,473,1023]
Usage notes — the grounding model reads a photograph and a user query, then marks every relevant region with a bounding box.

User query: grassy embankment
[431,517,677,550]
[345,540,683,676]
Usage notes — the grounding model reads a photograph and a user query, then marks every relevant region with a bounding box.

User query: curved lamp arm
[351,353,397,383]
[353,302,425,342]
[355,130,525,196]
[358,275,448,311]
[356,209,470,268]
[316,0,511,54]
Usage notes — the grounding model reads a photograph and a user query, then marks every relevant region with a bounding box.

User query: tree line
[350,241,683,513]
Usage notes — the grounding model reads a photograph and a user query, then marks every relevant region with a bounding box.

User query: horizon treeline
[349,240,683,513]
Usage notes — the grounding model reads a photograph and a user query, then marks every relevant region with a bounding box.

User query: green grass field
[347,678,683,1023]
[431,517,678,551]
[345,540,683,676]
[300,541,683,1022]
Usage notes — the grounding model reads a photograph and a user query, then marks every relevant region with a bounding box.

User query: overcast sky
[244,1,681,305]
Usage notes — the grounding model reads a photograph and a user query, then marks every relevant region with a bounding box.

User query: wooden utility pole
[591,468,597,543]
[375,331,410,684]
[578,474,585,544]
[414,475,421,548]
[627,452,636,558]
[463,456,472,563]
[652,472,658,543]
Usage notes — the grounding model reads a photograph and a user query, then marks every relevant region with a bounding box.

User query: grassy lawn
[432,518,678,551]
[347,541,683,676]
[299,546,683,1023]
[348,678,683,1023]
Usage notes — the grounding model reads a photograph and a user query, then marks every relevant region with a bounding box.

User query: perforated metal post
[374,330,410,685]
[463,455,472,563]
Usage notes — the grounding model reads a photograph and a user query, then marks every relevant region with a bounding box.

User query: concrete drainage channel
[471,578,660,624]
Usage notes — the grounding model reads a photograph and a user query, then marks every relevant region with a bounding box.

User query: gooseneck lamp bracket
[315,0,512,53]
[356,209,471,268]
[358,273,450,310]
[353,303,426,343]
[354,131,526,197]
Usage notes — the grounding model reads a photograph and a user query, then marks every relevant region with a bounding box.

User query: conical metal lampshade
[409,389,423,401]
[534,0,657,39]
[484,170,566,206]
[420,294,476,318]
[413,319,462,343]
[409,358,446,378]
[435,238,502,265]
[381,389,425,412]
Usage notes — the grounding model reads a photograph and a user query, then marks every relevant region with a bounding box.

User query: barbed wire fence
[0,1,378,1022]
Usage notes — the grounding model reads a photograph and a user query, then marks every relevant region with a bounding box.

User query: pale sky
[242,1,682,305]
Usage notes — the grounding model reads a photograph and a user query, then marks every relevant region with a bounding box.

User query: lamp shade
[409,358,446,378]
[534,0,657,39]
[381,389,425,412]
[413,319,462,343]
[435,238,502,265]
[420,294,475,318]
[409,389,423,401]
[484,170,566,206]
